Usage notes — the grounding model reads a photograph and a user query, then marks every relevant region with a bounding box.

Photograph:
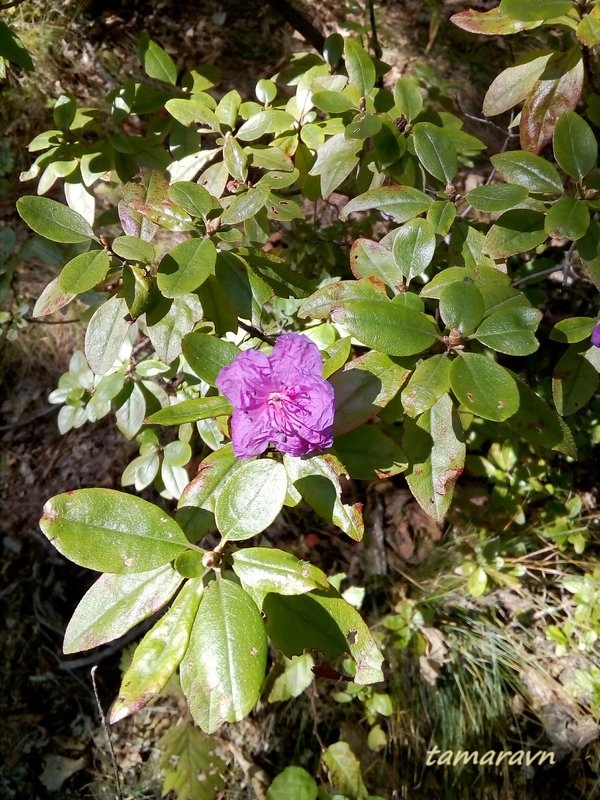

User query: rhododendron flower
[216,333,335,458]
[592,323,600,348]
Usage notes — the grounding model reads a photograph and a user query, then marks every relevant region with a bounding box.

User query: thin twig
[90,666,124,800]
[367,0,383,61]
[24,316,80,325]
[238,320,276,345]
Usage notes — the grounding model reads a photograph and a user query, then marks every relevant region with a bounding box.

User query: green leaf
[236,109,295,141]
[182,332,241,385]
[179,444,239,516]
[232,547,329,596]
[165,98,221,131]
[215,459,288,542]
[268,654,315,702]
[332,426,408,480]
[17,196,95,243]
[146,293,203,363]
[490,151,562,193]
[168,181,214,218]
[349,238,402,289]
[221,186,269,225]
[0,19,34,70]
[267,766,318,800]
[392,218,436,283]
[264,587,384,684]
[40,489,189,573]
[309,133,361,198]
[180,578,267,733]
[472,306,542,355]
[85,296,130,375]
[401,355,452,418]
[421,264,523,314]
[345,113,382,140]
[439,281,485,334]
[322,742,368,799]
[223,134,247,182]
[298,278,386,320]
[553,346,599,416]
[340,186,432,224]
[482,210,546,259]
[121,453,160,492]
[331,298,438,356]
[312,90,356,113]
[63,565,182,653]
[157,238,216,297]
[450,353,519,421]
[116,382,146,439]
[465,183,529,213]
[500,0,573,22]
[58,250,110,295]
[427,200,456,236]
[505,377,576,457]
[544,198,590,240]
[553,112,597,180]
[109,578,204,722]
[137,33,177,85]
[284,453,364,541]
[412,122,457,184]
[344,38,376,96]
[577,5,600,46]
[482,52,553,116]
[393,76,423,121]
[520,49,583,154]
[323,336,352,378]
[550,317,596,343]
[403,393,465,522]
[112,235,156,263]
[330,350,410,435]
[146,396,232,426]
[467,566,488,597]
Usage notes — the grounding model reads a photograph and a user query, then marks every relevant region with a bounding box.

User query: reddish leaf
[450,8,541,35]
[520,50,583,153]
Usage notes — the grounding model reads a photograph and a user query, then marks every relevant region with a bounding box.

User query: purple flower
[592,323,600,348]
[216,333,335,459]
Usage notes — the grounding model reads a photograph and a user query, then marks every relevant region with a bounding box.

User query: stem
[264,0,325,53]
[367,0,383,61]
[238,319,276,345]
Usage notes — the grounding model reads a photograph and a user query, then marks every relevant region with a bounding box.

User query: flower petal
[230,407,272,458]
[269,333,323,385]
[216,348,272,410]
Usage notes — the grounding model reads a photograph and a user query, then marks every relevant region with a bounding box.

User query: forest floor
[0,2,598,799]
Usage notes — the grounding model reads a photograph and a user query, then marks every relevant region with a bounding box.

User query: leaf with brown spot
[520,49,583,154]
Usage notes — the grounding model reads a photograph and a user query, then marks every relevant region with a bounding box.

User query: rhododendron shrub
[17,0,600,736]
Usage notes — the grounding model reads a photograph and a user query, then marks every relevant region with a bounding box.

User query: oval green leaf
[58,249,110,295]
[331,299,438,356]
[17,196,95,243]
[450,353,519,421]
[40,488,189,573]
[232,547,329,596]
[180,578,267,733]
[63,564,182,653]
[109,578,204,723]
[392,218,436,283]
[215,459,288,541]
